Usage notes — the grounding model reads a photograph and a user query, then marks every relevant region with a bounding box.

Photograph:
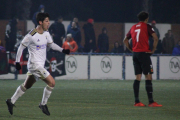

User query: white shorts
[27,63,50,81]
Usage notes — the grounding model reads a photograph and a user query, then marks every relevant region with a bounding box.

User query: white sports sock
[11,85,26,104]
[41,85,53,105]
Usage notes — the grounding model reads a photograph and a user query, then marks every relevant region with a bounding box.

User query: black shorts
[132,52,153,75]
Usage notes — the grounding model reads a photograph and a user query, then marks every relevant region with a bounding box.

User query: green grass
[0,80,180,120]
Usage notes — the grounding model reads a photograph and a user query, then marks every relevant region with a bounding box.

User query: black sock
[133,80,140,103]
[145,80,154,103]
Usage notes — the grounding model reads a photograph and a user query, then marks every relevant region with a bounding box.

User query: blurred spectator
[67,22,83,52]
[5,20,11,51]
[162,30,175,54]
[172,40,180,55]
[83,18,96,52]
[151,20,160,38]
[32,4,45,27]
[14,29,24,51]
[149,20,160,50]
[49,16,65,47]
[111,41,124,53]
[0,40,6,53]
[98,27,109,53]
[62,34,78,53]
[67,17,80,32]
[5,18,18,52]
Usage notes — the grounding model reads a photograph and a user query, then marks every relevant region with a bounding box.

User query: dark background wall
[1,0,180,24]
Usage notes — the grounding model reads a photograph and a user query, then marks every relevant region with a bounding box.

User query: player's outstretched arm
[48,42,70,54]
[123,36,133,52]
[15,44,26,70]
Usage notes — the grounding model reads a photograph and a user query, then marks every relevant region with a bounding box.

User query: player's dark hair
[137,11,149,21]
[36,12,49,25]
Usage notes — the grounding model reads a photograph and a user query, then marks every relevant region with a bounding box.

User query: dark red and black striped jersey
[126,22,155,52]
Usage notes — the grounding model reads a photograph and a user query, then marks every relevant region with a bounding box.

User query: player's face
[42,17,50,31]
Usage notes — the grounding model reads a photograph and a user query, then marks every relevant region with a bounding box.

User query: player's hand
[146,51,155,55]
[62,49,70,54]
[15,62,21,70]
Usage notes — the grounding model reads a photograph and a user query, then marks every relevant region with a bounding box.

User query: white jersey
[21,29,53,68]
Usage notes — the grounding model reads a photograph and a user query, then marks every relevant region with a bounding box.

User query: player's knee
[49,81,55,87]
[145,74,152,80]
[136,74,142,80]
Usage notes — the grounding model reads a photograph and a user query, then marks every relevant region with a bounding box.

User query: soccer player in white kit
[6,13,70,116]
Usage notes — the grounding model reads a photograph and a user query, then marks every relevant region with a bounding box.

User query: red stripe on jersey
[126,22,155,52]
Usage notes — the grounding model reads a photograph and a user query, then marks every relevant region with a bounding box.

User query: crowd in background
[1,4,180,56]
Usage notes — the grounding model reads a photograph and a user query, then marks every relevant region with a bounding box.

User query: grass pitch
[0,79,179,120]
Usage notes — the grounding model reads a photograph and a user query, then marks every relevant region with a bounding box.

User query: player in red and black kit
[123,11,162,107]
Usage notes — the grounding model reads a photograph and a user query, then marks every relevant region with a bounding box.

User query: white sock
[11,84,26,104]
[41,85,53,105]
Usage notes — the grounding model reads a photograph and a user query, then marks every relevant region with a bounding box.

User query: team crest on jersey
[36,44,47,50]
[37,39,40,42]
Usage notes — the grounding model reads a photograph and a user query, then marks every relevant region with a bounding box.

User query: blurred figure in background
[149,20,160,51]
[49,16,65,47]
[5,18,19,52]
[67,21,83,52]
[162,30,175,54]
[32,4,45,27]
[172,40,180,55]
[111,41,124,53]
[62,34,78,53]
[151,20,160,38]
[98,27,109,53]
[5,20,11,51]
[67,17,80,33]
[83,18,96,52]
[14,29,24,51]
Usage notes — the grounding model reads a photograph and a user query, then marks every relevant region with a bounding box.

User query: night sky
[1,0,180,23]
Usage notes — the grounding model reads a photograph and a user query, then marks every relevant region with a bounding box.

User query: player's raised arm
[47,32,70,54]
[48,42,70,54]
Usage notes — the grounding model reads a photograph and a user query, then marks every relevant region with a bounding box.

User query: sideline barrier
[159,56,180,79]
[0,52,180,80]
[90,56,122,79]
[56,55,88,80]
